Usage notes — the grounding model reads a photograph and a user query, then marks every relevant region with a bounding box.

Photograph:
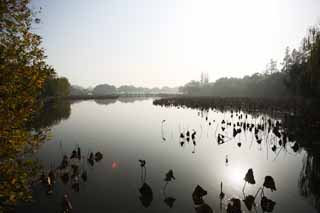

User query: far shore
[44,93,182,101]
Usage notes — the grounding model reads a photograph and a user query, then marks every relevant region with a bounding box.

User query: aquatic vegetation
[164,170,175,182]
[153,97,320,133]
[95,152,103,162]
[261,196,276,212]
[62,194,73,213]
[18,98,320,212]
[192,185,208,205]
[263,176,277,192]
[81,170,87,182]
[139,159,146,167]
[243,195,256,211]
[243,168,256,193]
[227,198,241,213]
[138,161,153,208]
[163,170,175,193]
[35,144,103,212]
[192,185,213,213]
[164,197,176,208]
[162,170,177,209]
[219,182,225,200]
[139,183,153,207]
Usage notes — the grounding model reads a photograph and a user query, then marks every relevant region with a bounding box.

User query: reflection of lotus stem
[242,181,247,192]
[260,186,265,198]
[249,132,254,149]
[161,120,166,138]
[254,187,262,199]
[140,167,147,183]
[59,140,64,157]
[273,146,284,161]
[199,125,203,140]
[265,128,270,160]
[163,182,169,192]
[161,124,165,141]
[266,134,269,160]
[214,123,219,139]
[145,168,147,181]
[162,186,167,199]
[244,128,247,143]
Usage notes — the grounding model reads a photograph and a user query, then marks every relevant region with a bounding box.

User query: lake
[17,98,318,213]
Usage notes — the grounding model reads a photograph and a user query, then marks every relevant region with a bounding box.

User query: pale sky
[32,0,320,88]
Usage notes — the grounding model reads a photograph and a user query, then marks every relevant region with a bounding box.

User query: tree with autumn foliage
[0,0,55,209]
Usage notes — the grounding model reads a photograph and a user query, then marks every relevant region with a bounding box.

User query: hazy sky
[32,0,320,88]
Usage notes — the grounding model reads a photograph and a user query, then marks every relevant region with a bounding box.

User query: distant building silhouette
[201,72,209,85]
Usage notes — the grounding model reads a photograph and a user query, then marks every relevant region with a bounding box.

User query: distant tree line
[69,85,91,96]
[69,84,179,96]
[179,25,320,99]
[179,71,289,97]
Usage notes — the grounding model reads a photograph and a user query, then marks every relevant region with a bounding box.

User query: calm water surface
[18,98,317,213]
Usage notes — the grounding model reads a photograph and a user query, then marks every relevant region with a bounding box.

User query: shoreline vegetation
[153,96,317,113]
[153,96,320,125]
[49,94,119,101]
[153,96,320,155]
[43,93,182,102]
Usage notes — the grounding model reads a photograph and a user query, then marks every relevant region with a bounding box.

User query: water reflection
[16,99,320,212]
[94,99,117,106]
[138,160,153,208]
[166,105,299,161]
[226,198,241,213]
[218,182,225,211]
[118,97,151,103]
[299,153,320,211]
[37,142,104,212]
[162,170,176,208]
[154,98,320,212]
[163,196,176,208]
[62,194,73,212]
[161,120,166,142]
[261,196,276,212]
[192,185,213,213]
[242,193,256,211]
[28,99,71,129]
